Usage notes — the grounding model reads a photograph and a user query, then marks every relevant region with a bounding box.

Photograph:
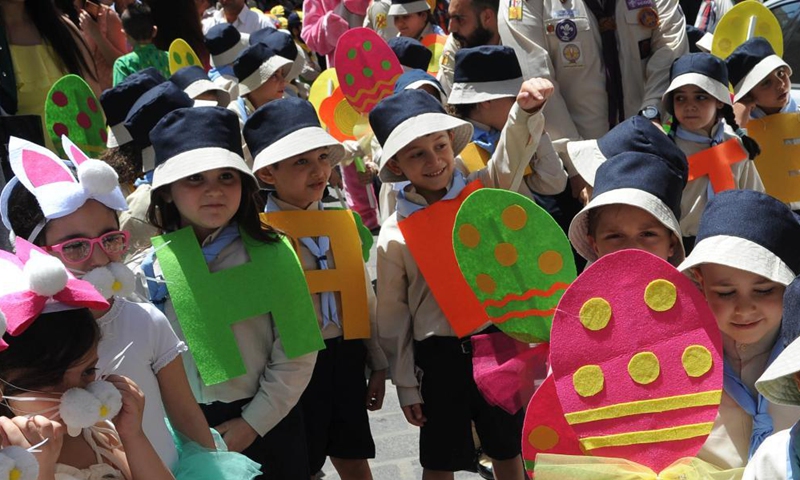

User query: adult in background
[438,0,500,94]
[202,0,276,34]
[145,0,211,69]
[301,0,368,68]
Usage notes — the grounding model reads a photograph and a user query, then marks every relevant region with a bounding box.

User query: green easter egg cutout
[45,74,107,157]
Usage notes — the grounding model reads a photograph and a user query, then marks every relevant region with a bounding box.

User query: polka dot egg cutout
[44,75,106,158]
[168,38,200,75]
[453,189,576,343]
[548,249,723,472]
[333,28,403,114]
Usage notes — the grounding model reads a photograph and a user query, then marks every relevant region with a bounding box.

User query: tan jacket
[377,104,545,407]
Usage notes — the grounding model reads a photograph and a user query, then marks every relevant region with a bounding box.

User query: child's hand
[517,78,555,113]
[366,369,387,411]
[401,404,426,427]
[215,417,258,453]
[0,415,64,474]
[107,375,146,441]
[734,100,755,128]
[329,167,344,189]
[357,161,379,186]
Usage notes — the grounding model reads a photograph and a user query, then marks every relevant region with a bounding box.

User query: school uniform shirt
[697,330,800,470]
[364,0,399,41]
[119,183,159,253]
[743,427,792,480]
[97,298,185,469]
[377,103,544,407]
[144,226,317,436]
[202,7,276,35]
[496,0,688,148]
[675,124,765,237]
[265,196,389,372]
[112,44,171,87]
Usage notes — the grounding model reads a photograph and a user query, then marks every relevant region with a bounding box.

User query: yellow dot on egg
[502,204,527,230]
[458,223,481,248]
[538,250,563,275]
[579,298,612,331]
[644,279,677,312]
[112,280,123,292]
[476,274,496,294]
[628,351,660,385]
[573,365,604,397]
[10,468,21,480]
[494,243,518,267]
[528,425,560,451]
[100,405,109,418]
[682,345,713,378]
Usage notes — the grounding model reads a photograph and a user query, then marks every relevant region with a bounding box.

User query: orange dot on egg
[502,204,527,230]
[476,274,496,294]
[538,250,563,275]
[528,425,560,451]
[458,223,481,248]
[494,243,518,267]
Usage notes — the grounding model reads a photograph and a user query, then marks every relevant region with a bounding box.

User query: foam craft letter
[309,68,340,130]
[334,28,403,114]
[460,143,532,176]
[686,138,748,193]
[421,34,447,75]
[398,180,486,337]
[747,113,800,204]
[169,38,201,75]
[549,249,723,472]
[522,374,583,477]
[260,210,370,339]
[45,75,107,157]
[453,189,575,342]
[151,227,324,386]
[711,1,783,59]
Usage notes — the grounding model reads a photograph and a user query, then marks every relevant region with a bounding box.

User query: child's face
[387,130,455,202]
[44,199,123,274]
[587,204,676,262]
[695,264,785,345]
[747,66,791,113]
[165,168,243,241]
[257,147,333,209]
[247,68,287,109]
[393,12,428,39]
[673,85,723,134]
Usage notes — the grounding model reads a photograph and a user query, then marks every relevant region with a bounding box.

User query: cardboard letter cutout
[747,113,800,204]
[687,138,748,193]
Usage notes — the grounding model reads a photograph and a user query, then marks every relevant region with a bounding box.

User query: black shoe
[477,456,494,480]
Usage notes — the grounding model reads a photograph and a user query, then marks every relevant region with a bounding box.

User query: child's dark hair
[0,308,100,416]
[447,102,477,120]
[147,173,281,244]
[5,182,47,245]
[121,2,156,43]
[100,144,144,185]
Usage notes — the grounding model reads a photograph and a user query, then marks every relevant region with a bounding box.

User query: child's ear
[256,167,276,185]
[161,188,173,204]
[587,234,600,258]
[385,158,404,177]
[151,25,158,40]
[692,266,706,292]
[668,233,678,260]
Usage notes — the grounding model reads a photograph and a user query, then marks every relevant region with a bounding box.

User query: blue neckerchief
[395,170,468,218]
[674,120,726,201]
[200,223,240,263]
[134,170,154,187]
[208,65,234,81]
[788,422,800,480]
[723,339,785,459]
[471,124,501,156]
[751,97,799,119]
[265,197,340,329]
[236,97,249,122]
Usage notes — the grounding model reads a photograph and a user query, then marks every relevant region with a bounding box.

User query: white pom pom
[81,266,115,299]
[86,380,122,421]
[0,446,39,480]
[107,263,135,298]
[24,251,68,297]
[59,387,101,437]
[77,159,119,197]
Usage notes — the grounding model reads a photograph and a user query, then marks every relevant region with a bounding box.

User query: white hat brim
[447,77,522,105]
[566,139,603,186]
[238,56,293,95]
[678,234,796,286]
[696,32,713,53]
[733,55,791,102]
[756,336,800,406]
[152,147,256,190]
[106,123,132,148]
[568,188,685,266]
[252,126,345,172]
[184,79,232,106]
[389,0,430,15]
[378,112,473,182]
[211,33,250,68]
[663,72,732,111]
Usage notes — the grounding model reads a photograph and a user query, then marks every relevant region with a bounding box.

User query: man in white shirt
[202,0,276,35]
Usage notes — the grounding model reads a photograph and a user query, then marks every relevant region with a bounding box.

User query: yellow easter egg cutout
[169,38,201,75]
[711,1,783,59]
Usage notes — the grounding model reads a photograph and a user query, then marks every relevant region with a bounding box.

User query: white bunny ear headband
[0,136,129,242]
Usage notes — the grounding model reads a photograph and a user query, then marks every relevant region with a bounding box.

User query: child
[142,106,320,479]
[229,43,293,125]
[0,136,259,477]
[0,239,174,480]
[371,80,550,479]
[170,65,231,106]
[662,52,764,245]
[112,2,170,86]
[678,189,800,470]
[204,23,250,95]
[249,28,308,98]
[727,37,796,122]
[388,0,443,40]
[743,276,800,479]
[243,97,388,480]
[389,36,433,72]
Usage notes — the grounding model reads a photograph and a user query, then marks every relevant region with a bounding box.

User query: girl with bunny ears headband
[0,137,260,478]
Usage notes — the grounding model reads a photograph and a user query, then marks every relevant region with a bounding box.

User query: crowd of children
[0,0,799,479]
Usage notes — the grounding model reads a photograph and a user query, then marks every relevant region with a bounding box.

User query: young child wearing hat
[388,0,443,40]
[249,28,315,98]
[662,52,764,244]
[371,78,552,479]
[566,115,689,267]
[204,23,250,96]
[170,65,231,106]
[447,45,567,203]
[728,37,796,123]
[678,189,800,470]
[743,276,800,479]
[229,43,293,125]
[141,106,320,479]
[389,36,433,72]
[243,97,388,480]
